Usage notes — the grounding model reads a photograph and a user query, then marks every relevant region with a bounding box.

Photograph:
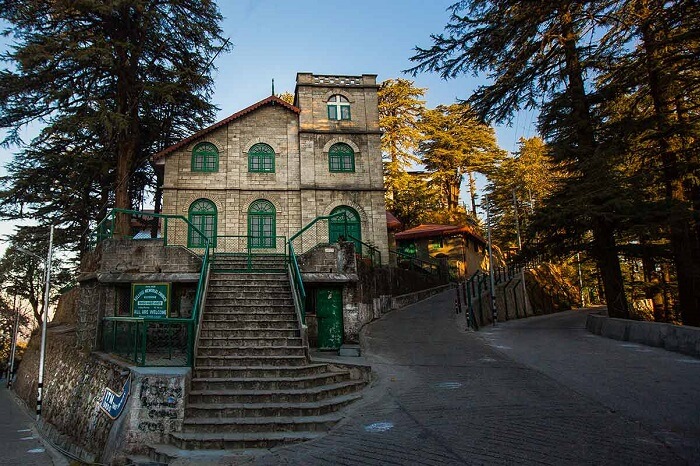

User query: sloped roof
[395,223,486,244]
[152,95,300,161]
[386,211,402,230]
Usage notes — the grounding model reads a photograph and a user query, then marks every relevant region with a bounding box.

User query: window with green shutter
[188,199,217,247]
[248,143,275,173]
[191,142,219,172]
[328,143,355,172]
[248,200,276,248]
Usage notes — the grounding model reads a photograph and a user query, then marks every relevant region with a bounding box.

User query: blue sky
[0,0,537,248]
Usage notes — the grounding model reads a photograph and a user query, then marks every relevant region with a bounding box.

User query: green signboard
[131,283,170,318]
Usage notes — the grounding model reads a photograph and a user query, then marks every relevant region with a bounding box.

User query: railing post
[141,322,147,366]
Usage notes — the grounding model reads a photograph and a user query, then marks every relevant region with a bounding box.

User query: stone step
[181,413,342,434]
[206,297,294,305]
[198,328,300,339]
[209,274,288,283]
[199,320,299,330]
[187,380,365,404]
[196,337,303,348]
[169,431,322,450]
[190,371,351,391]
[185,392,362,419]
[203,304,295,313]
[194,354,308,367]
[192,364,328,379]
[206,288,291,295]
[196,345,307,357]
[202,312,296,322]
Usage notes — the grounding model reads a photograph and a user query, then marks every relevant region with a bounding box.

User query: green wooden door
[316,287,343,350]
[329,206,361,254]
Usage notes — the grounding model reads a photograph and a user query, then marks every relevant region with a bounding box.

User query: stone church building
[152,72,389,258]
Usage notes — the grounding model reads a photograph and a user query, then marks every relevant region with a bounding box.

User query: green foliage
[378,79,426,200]
[0,0,229,252]
[419,103,504,213]
[485,137,561,248]
[277,92,295,105]
[0,226,72,327]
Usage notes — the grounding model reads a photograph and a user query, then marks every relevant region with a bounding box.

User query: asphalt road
[0,382,64,466]
[176,289,695,465]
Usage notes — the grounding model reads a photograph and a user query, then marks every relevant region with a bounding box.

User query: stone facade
[153,73,389,259]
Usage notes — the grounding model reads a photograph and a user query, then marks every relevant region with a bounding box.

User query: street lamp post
[7,294,19,388]
[15,224,54,420]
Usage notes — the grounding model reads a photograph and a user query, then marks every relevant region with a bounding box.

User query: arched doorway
[329,206,361,253]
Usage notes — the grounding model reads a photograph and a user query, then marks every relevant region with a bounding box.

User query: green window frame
[327,95,351,121]
[188,199,217,248]
[248,143,275,173]
[248,200,276,249]
[191,142,219,172]
[329,206,361,253]
[328,143,355,172]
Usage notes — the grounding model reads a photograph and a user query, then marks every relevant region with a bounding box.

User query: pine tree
[598,0,700,324]
[0,0,229,239]
[419,103,503,214]
[378,78,426,203]
[409,0,633,318]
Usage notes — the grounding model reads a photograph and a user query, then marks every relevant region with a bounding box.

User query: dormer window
[327,95,351,121]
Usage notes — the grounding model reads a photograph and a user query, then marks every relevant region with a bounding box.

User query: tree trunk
[151,165,163,238]
[639,2,700,325]
[559,8,629,318]
[468,171,477,216]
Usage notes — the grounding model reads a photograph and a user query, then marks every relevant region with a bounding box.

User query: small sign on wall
[98,376,131,420]
[132,283,170,318]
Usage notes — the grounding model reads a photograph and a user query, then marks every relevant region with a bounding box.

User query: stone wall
[13,239,198,463]
[299,242,450,344]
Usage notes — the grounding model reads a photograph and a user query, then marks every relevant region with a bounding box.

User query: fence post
[455,285,462,314]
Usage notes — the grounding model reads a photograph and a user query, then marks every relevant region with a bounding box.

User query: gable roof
[394,223,486,244]
[152,95,300,161]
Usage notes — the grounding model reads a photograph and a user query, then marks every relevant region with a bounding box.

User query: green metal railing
[288,241,306,324]
[92,208,210,366]
[348,235,382,266]
[389,249,440,275]
[102,317,194,366]
[287,212,349,325]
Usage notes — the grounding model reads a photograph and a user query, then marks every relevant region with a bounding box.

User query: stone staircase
[168,255,366,450]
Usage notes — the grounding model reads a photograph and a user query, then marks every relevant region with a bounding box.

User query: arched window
[327,95,351,121]
[248,200,276,248]
[248,143,275,173]
[329,206,361,253]
[191,142,219,172]
[328,143,355,172]
[188,199,217,247]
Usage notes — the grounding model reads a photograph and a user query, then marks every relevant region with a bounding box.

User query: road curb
[586,313,700,358]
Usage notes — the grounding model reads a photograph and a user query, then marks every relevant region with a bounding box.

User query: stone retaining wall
[586,313,700,358]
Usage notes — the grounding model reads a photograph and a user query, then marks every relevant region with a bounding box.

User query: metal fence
[102,317,194,366]
[92,209,210,367]
[213,235,287,255]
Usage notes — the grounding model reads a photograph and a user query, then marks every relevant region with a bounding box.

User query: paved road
[476,309,700,464]
[175,290,695,465]
[0,382,63,466]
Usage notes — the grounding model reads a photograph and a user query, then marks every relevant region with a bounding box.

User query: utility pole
[36,225,54,420]
[512,190,530,315]
[485,196,497,325]
[7,294,19,389]
[577,252,585,307]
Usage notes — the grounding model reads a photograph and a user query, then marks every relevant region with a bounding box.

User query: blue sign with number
[98,376,131,420]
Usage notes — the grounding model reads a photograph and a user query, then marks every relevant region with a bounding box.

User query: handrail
[389,249,440,273]
[288,212,346,244]
[288,242,306,324]
[347,235,381,266]
[94,208,211,367]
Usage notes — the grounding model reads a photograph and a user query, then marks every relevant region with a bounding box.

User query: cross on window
[327,95,351,120]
